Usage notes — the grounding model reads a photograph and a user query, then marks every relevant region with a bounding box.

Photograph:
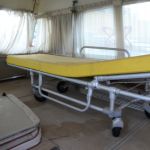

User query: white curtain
[32,18,51,53]
[0,9,35,54]
[75,7,117,60]
[50,13,73,56]
[123,2,150,56]
[74,13,84,56]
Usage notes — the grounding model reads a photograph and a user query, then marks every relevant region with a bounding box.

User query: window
[0,10,21,54]
[32,18,51,53]
[81,7,117,60]
[123,2,150,56]
[21,2,150,57]
[0,10,35,54]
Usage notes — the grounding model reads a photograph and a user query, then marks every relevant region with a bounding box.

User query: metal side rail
[80,46,130,58]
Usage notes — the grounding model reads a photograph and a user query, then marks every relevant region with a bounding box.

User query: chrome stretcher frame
[8,47,150,137]
[8,63,150,137]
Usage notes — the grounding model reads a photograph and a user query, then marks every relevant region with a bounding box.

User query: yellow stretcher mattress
[7,54,150,77]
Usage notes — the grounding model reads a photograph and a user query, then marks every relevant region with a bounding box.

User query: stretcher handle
[80,46,130,57]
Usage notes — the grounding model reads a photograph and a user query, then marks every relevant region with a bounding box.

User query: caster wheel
[112,118,123,137]
[32,87,48,102]
[144,110,150,119]
[2,92,7,96]
[144,103,150,119]
[57,81,69,93]
[112,127,122,137]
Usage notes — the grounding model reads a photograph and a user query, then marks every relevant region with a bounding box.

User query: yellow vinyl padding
[7,54,150,77]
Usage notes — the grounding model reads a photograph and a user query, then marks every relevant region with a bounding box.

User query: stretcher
[6,48,150,137]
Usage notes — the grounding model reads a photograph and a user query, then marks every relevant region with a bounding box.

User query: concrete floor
[0,78,150,150]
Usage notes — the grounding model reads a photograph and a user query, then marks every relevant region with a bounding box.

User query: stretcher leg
[30,71,48,102]
[108,91,124,137]
[112,118,124,137]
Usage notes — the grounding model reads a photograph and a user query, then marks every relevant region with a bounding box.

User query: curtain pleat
[50,14,73,56]
[32,18,51,53]
[0,10,35,54]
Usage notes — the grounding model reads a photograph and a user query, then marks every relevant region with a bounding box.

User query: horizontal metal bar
[36,86,105,113]
[80,46,130,57]
[9,64,91,86]
[33,84,92,112]
[96,73,150,81]
[0,75,26,82]
[96,84,150,102]
[40,90,89,112]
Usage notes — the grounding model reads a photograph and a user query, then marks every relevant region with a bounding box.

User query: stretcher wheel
[112,127,122,137]
[32,87,48,102]
[144,110,150,119]
[144,103,150,119]
[2,92,7,96]
[112,118,123,137]
[51,146,60,150]
[57,81,69,93]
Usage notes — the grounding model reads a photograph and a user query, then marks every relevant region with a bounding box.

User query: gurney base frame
[28,69,150,137]
[8,64,150,137]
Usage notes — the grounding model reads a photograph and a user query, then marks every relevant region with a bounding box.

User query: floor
[0,78,150,150]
